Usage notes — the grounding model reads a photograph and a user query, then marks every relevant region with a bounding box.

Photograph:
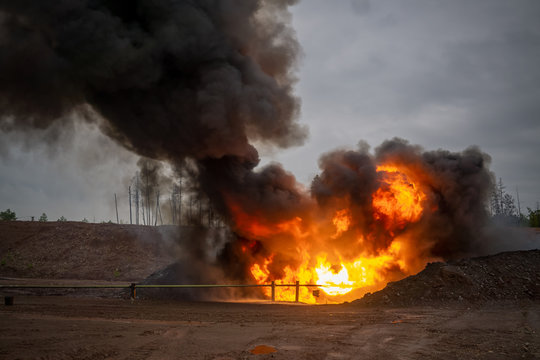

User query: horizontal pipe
[135,284,269,288]
[274,283,325,287]
[0,285,130,289]
[0,283,352,289]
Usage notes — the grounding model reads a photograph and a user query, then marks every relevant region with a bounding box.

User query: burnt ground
[0,221,539,359]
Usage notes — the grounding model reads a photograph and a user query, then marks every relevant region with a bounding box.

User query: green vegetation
[38,213,48,222]
[527,208,540,227]
[82,218,89,223]
[0,208,17,221]
[489,178,539,227]
[113,268,121,277]
[57,216,67,222]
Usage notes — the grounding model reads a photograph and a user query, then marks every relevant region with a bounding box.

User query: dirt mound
[135,262,220,300]
[353,249,540,307]
[137,261,255,301]
[0,221,178,281]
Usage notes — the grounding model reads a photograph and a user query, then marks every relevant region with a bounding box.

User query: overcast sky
[1,0,539,222]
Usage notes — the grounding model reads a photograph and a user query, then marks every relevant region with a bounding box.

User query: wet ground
[0,295,538,359]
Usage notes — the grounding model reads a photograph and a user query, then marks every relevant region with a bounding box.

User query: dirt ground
[0,294,538,360]
[1,222,539,359]
[0,221,179,281]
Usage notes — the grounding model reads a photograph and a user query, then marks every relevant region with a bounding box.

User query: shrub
[0,209,16,221]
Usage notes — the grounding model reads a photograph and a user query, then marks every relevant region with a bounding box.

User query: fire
[248,248,402,303]
[250,256,273,283]
[332,209,351,238]
[372,165,426,229]
[235,162,433,303]
[315,257,353,296]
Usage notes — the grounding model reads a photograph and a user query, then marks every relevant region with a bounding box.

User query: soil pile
[0,221,178,281]
[353,249,540,306]
[136,226,246,301]
[135,262,221,300]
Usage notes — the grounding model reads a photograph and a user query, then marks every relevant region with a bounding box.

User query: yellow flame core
[246,164,427,303]
[249,251,401,303]
[315,259,353,296]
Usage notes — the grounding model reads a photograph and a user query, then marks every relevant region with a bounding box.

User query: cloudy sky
[1,0,539,222]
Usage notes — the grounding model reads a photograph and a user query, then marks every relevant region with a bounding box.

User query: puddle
[250,345,277,355]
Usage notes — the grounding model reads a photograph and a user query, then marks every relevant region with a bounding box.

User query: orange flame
[237,162,434,303]
[332,209,351,238]
[372,165,426,229]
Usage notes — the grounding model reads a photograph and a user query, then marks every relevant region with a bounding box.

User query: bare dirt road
[0,296,538,360]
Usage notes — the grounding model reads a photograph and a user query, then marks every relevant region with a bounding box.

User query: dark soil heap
[353,249,540,306]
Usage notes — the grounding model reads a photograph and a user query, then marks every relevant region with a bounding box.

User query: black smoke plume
[0,0,306,161]
[0,0,306,292]
[1,1,505,295]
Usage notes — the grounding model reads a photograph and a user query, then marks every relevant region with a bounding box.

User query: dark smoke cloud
[0,0,306,161]
[205,138,496,286]
[312,138,495,261]
[416,146,494,258]
[198,153,311,225]
[0,1,508,293]
[0,0,308,289]
[311,144,378,235]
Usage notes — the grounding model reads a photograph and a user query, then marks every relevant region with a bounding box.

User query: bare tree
[490,177,520,225]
